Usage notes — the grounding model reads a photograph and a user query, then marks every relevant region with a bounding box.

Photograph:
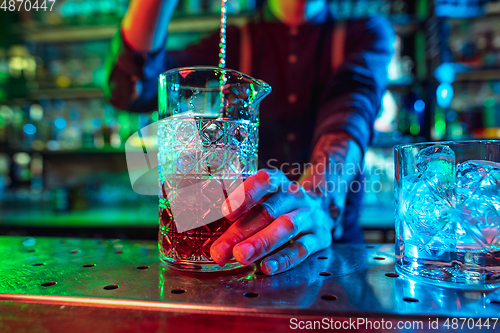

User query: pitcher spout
[159,66,271,122]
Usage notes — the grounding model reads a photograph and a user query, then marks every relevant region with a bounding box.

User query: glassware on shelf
[448,17,500,69]
[435,0,486,18]
[446,81,500,140]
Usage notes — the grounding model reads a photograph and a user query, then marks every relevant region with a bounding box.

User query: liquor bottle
[10,106,25,149]
[92,117,105,149]
[30,153,43,193]
[0,105,12,149]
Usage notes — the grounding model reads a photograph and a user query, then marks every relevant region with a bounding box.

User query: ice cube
[401,145,457,251]
[456,160,500,199]
[402,173,456,250]
[415,145,456,189]
[456,160,500,251]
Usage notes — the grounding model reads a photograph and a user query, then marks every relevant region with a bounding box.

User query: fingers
[221,169,288,221]
[231,209,305,265]
[210,190,301,265]
[260,232,328,276]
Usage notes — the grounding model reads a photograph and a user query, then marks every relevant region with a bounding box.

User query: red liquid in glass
[159,205,234,262]
[158,175,244,264]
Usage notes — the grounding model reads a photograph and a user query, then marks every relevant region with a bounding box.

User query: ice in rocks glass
[157,67,271,272]
[395,141,500,288]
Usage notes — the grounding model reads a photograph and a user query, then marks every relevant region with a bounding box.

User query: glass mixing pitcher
[157,67,271,272]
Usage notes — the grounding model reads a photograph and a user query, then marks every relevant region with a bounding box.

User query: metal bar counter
[1,236,499,332]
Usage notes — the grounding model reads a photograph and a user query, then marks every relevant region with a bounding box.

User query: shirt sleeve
[312,16,394,155]
[103,25,240,112]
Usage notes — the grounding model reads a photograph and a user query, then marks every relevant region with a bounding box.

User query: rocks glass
[395,140,500,288]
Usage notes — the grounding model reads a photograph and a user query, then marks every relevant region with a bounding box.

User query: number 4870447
[1,1,56,11]
[443,318,498,330]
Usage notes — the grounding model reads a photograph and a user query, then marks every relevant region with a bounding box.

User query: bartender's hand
[210,132,361,275]
[210,169,336,276]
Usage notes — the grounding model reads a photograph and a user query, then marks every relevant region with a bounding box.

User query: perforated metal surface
[1,236,500,318]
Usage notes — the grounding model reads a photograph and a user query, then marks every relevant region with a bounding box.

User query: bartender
[105,0,393,275]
